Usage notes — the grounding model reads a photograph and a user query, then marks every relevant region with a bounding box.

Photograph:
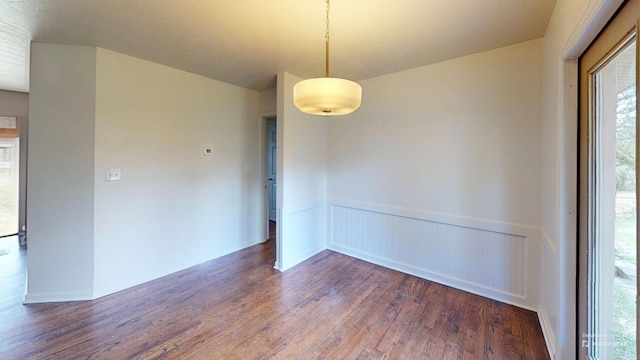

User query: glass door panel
[584,37,637,360]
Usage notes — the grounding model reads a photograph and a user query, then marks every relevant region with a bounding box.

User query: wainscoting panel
[280,203,326,271]
[328,199,541,310]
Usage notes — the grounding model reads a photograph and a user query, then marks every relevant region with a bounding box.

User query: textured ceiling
[0,0,557,93]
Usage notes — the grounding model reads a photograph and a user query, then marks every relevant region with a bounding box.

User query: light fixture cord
[325,0,330,78]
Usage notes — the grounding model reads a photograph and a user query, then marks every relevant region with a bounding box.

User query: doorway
[579,1,640,358]
[0,114,23,311]
[0,116,19,238]
[262,115,278,267]
[267,118,277,223]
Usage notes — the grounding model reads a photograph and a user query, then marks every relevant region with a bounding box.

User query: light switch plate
[106,168,122,181]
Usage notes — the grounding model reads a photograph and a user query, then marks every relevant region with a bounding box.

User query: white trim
[329,197,541,239]
[541,227,557,253]
[553,1,623,358]
[24,291,93,304]
[284,202,325,216]
[561,0,625,60]
[275,206,283,272]
[259,110,277,118]
[538,305,557,360]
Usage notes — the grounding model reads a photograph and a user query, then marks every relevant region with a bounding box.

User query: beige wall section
[276,72,327,270]
[328,39,542,227]
[26,44,263,302]
[26,43,97,302]
[259,87,277,114]
[92,48,262,297]
[0,89,28,232]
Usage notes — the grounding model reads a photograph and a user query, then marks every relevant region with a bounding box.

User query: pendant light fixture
[293,0,362,116]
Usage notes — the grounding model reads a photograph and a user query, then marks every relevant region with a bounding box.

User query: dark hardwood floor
[0,222,549,359]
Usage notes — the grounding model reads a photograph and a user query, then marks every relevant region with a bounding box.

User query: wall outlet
[106,168,122,181]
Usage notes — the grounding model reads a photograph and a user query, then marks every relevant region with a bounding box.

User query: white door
[268,120,277,222]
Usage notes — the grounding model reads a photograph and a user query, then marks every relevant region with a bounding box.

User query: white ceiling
[0,0,557,93]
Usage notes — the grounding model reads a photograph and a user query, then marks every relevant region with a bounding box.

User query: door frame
[578,1,640,358]
[260,111,282,270]
[543,1,622,358]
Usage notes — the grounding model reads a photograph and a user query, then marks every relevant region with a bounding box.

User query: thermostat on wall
[203,147,213,155]
[105,168,122,181]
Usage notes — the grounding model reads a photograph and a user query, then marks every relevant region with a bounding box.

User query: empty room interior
[0,0,638,359]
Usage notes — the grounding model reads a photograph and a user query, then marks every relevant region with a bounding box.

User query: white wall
[327,39,543,309]
[92,48,262,297]
[259,87,277,114]
[0,89,28,232]
[276,72,327,270]
[540,0,623,358]
[27,43,97,302]
[26,44,263,302]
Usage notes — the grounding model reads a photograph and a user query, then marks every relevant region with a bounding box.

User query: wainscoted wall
[328,198,541,310]
[324,39,545,353]
[280,204,326,271]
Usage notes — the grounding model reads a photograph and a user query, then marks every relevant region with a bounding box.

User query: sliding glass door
[579,1,640,358]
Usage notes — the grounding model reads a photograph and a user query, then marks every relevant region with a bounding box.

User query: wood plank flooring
[0,224,549,359]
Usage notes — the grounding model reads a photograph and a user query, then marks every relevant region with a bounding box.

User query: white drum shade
[293,77,362,116]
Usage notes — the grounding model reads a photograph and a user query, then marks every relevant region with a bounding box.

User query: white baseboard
[537,305,556,360]
[24,291,93,304]
[281,246,325,272]
[328,243,537,312]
